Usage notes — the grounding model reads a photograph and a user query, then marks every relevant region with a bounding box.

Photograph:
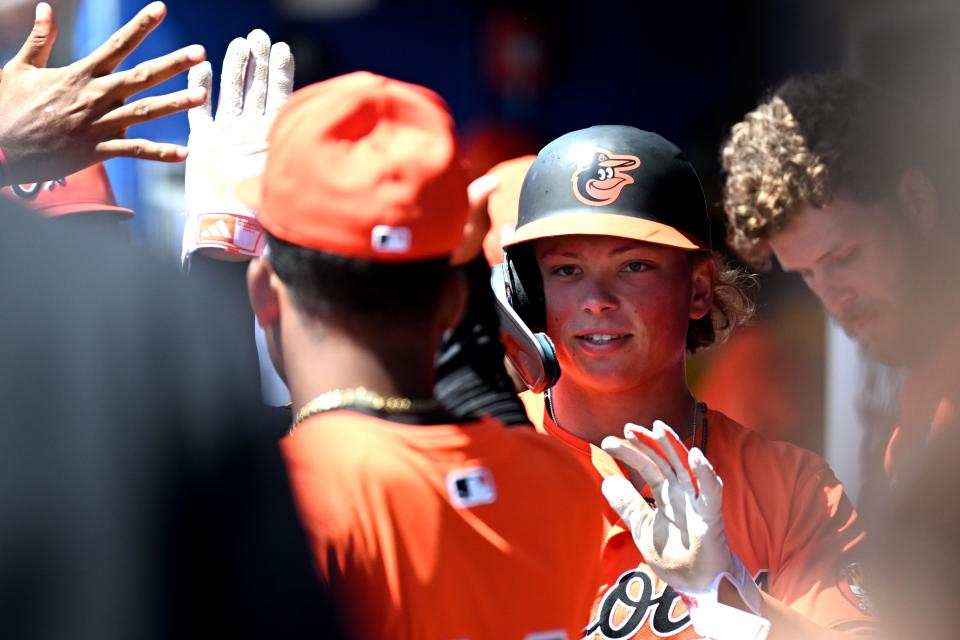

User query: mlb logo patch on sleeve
[446,467,497,508]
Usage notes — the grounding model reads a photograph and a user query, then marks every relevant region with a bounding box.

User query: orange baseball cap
[1,163,133,218]
[240,71,470,262]
[481,155,535,266]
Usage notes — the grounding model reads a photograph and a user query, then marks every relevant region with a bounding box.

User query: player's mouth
[835,304,878,338]
[574,332,632,353]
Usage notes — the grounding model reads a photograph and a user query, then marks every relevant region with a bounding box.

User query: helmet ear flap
[504,244,546,333]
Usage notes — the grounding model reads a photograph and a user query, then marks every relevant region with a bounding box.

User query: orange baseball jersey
[521,393,878,639]
[281,410,604,639]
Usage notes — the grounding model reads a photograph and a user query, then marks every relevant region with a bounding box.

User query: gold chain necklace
[290,386,442,433]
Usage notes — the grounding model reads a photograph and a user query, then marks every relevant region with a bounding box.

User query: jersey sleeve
[769,455,878,634]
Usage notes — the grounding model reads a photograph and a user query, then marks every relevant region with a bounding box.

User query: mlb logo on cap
[371,225,412,254]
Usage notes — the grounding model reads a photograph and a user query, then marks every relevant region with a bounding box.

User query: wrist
[181,211,265,264]
[680,591,770,640]
[710,551,764,615]
[676,553,769,640]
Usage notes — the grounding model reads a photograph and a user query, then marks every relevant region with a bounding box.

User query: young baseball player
[496,125,877,639]
[721,73,959,492]
[239,71,603,639]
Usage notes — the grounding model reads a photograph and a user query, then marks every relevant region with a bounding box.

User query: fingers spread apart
[104,44,205,100]
[212,32,293,121]
[85,2,168,76]
[12,2,59,69]
[95,86,206,134]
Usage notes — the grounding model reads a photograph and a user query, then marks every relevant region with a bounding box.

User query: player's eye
[551,264,581,277]
[623,261,649,273]
[830,245,860,267]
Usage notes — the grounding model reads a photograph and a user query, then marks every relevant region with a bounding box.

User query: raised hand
[0,2,207,185]
[602,420,769,639]
[182,30,294,262]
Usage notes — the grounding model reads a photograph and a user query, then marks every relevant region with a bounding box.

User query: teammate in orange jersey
[239,72,603,639]
[721,72,960,640]
[721,73,959,492]
[497,125,878,639]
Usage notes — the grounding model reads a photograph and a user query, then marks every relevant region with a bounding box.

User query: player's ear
[898,168,939,235]
[247,255,282,329]
[436,268,468,334]
[688,252,714,321]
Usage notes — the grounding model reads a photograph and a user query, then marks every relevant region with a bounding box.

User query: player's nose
[812,273,857,317]
[579,277,620,314]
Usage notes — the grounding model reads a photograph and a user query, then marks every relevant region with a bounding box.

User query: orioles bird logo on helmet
[571,147,641,206]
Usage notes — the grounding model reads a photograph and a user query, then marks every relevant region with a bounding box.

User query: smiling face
[768,196,922,366]
[534,235,712,394]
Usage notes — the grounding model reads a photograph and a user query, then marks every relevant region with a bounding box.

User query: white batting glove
[182,30,294,263]
[601,420,770,640]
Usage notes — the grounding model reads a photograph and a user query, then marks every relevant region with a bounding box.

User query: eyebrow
[539,248,582,260]
[814,242,851,266]
[780,241,847,273]
[609,243,647,257]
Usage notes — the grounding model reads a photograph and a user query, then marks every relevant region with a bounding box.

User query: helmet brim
[502,211,707,251]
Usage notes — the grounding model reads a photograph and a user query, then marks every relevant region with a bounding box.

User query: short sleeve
[771,458,877,633]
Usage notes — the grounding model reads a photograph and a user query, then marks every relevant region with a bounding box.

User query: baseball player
[183,30,529,427]
[721,73,959,493]
[496,125,878,639]
[721,72,960,639]
[234,71,603,639]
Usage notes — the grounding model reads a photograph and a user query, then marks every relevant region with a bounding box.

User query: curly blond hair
[687,252,757,353]
[721,95,829,268]
[721,74,939,269]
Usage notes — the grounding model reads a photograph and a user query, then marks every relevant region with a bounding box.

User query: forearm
[718,580,872,640]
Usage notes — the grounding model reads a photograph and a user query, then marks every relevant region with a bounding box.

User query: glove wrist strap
[678,553,769,640]
[717,550,763,615]
[181,211,265,263]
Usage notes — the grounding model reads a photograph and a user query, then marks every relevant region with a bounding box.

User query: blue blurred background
[0,0,944,260]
